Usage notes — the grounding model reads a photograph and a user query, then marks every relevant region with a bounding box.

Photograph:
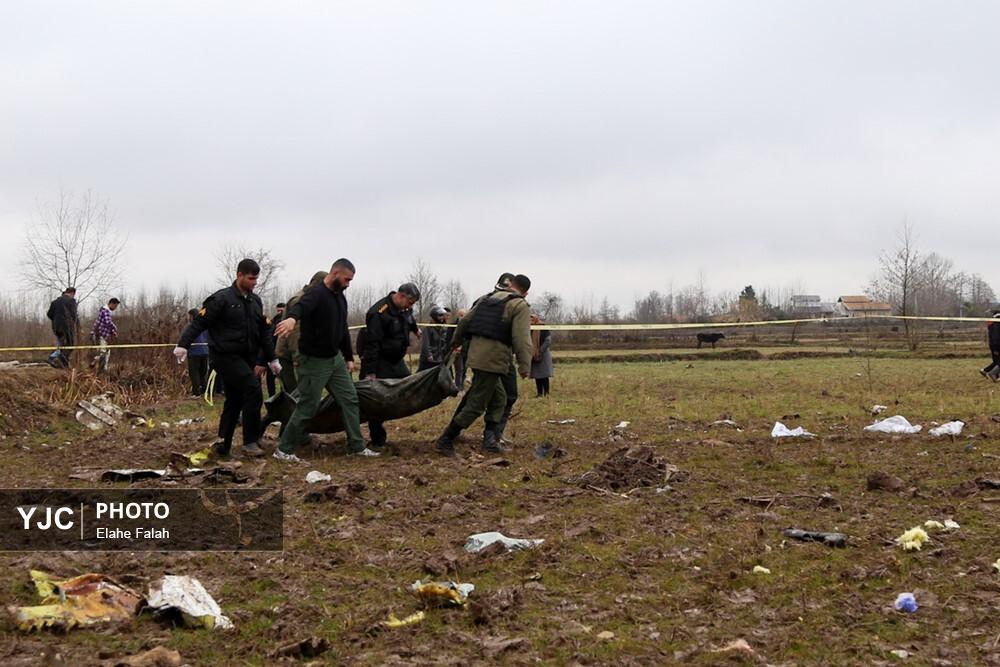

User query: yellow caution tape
[0,314,991,353]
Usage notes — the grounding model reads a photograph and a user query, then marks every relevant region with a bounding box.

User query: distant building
[790,295,836,317]
[836,295,893,317]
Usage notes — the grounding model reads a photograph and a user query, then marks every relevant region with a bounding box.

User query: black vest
[466,294,521,345]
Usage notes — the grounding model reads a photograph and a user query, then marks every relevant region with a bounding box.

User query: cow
[696,332,725,349]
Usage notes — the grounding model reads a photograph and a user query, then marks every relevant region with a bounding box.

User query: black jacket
[361,293,418,372]
[46,295,78,334]
[284,282,353,360]
[178,283,275,361]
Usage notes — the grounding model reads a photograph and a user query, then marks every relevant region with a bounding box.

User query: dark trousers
[49,330,75,367]
[453,369,507,429]
[417,360,441,372]
[496,365,518,436]
[535,377,550,396]
[277,355,297,394]
[187,356,209,395]
[265,369,276,397]
[212,354,263,447]
[368,358,409,445]
[985,350,1000,372]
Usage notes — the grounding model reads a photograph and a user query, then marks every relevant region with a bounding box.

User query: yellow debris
[383,611,426,628]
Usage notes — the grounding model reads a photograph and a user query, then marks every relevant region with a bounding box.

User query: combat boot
[211,440,233,460]
[242,441,266,458]
[990,366,1000,382]
[483,422,505,454]
[436,421,461,457]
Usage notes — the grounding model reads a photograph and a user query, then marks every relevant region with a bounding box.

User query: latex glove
[173,346,187,364]
[346,360,355,374]
[268,359,282,375]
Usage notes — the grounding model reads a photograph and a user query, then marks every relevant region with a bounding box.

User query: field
[1,350,999,665]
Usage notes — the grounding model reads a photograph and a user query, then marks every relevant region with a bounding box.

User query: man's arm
[509,302,533,377]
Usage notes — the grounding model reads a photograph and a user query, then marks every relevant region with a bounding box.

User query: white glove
[173,346,187,364]
[268,359,282,375]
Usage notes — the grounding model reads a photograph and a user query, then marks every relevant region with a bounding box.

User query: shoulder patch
[198,307,207,317]
[378,304,389,314]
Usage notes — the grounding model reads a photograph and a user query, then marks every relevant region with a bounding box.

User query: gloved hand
[173,346,187,364]
[268,359,282,375]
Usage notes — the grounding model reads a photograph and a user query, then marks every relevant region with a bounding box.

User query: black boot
[212,440,233,460]
[436,421,461,457]
[495,406,512,444]
[242,441,266,458]
[483,422,504,453]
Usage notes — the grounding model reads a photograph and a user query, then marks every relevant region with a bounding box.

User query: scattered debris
[896,527,930,552]
[382,611,426,628]
[146,575,233,630]
[944,519,960,530]
[269,636,330,659]
[924,520,944,530]
[596,630,615,640]
[977,478,1000,489]
[782,529,847,548]
[614,420,630,429]
[546,419,576,425]
[894,592,918,613]
[928,420,964,437]
[303,482,366,503]
[992,558,1000,574]
[105,647,183,667]
[864,416,922,434]
[771,421,815,438]
[710,419,741,430]
[411,579,474,607]
[890,649,910,659]
[305,470,332,484]
[711,638,762,661]
[871,404,888,415]
[572,445,678,492]
[465,531,544,553]
[867,471,905,492]
[10,570,143,633]
[752,565,771,575]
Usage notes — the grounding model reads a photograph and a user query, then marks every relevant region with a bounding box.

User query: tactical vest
[466,294,522,345]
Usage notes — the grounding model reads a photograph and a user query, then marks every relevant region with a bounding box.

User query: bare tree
[20,188,127,304]
[440,279,468,312]
[535,292,565,322]
[405,258,441,321]
[869,222,927,349]
[215,245,285,305]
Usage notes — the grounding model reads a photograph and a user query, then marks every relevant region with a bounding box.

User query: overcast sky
[2,0,998,312]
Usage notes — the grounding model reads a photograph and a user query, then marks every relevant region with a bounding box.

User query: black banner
[0,489,282,551]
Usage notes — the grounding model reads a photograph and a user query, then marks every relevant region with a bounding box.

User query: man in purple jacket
[90,298,120,372]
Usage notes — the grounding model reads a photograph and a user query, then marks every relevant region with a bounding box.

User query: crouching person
[435,274,533,456]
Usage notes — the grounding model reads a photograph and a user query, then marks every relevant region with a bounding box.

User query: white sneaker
[350,447,381,457]
[272,450,308,464]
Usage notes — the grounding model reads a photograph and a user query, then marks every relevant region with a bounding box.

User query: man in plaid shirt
[90,298,120,372]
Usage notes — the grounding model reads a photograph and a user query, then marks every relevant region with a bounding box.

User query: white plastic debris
[864,415,922,434]
[464,531,544,553]
[871,405,888,415]
[146,575,233,630]
[928,421,964,437]
[924,520,944,530]
[771,422,815,438]
[546,419,576,425]
[752,565,771,575]
[711,419,740,429]
[614,421,630,429]
[305,471,332,484]
[943,519,960,530]
[75,394,125,430]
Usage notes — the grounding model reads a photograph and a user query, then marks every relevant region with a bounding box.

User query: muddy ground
[0,355,998,665]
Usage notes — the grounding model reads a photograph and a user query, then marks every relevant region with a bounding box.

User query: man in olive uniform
[435,274,533,456]
[174,259,280,459]
[361,282,421,449]
[275,271,328,394]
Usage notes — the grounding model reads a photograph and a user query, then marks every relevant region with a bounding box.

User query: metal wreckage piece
[9,570,144,632]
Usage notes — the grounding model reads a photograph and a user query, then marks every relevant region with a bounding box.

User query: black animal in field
[696,332,725,348]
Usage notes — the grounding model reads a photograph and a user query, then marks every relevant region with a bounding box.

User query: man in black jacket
[174,259,280,458]
[274,258,376,461]
[46,287,78,368]
[360,283,420,449]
